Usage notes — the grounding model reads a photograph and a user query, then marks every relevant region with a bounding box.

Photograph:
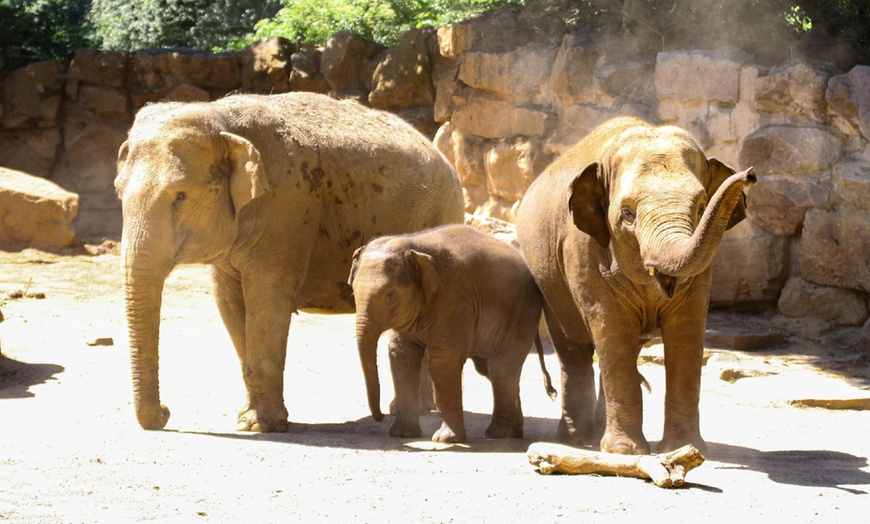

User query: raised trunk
[644,168,755,279]
[122,231,174,430]
[356,315,385,421]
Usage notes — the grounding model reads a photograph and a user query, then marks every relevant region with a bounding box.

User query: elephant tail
[534,335,558,400]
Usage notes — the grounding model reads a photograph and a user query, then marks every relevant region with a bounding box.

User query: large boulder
[655,49,750,104]
[778,276,869,326]
[800,209,870,293]
[739,125,842,175]
[240,37,295,93]
[755,62,828,122]
[745,174,831,236]
[451,93,550,139]
[2,61,65,129]
[460,43,557,105]
[826,65,870,140]
[321,31,384,94]
[0,167,78,250]
[710,220,788,306]
[369,28,437,110]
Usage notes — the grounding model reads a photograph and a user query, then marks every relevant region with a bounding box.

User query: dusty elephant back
[219,93,465,312]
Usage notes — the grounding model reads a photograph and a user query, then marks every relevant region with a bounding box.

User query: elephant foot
[485,419,523,439]
[236,406,289,433]
[600,430,650,455]
[389,419,422,439]
[658,431,707,455]
[432,422,466,443]
[556,417,596,447]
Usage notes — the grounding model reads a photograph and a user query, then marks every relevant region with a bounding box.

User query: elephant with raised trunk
[115,92,464,432]
[348,224,555,443]
[517,117,755,455]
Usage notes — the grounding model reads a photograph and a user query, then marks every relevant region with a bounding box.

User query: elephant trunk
[355,314,385,422]
[644,168,755,279]
[122,227,174,430]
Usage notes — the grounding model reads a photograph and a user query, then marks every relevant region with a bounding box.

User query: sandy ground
[1,247,869,523]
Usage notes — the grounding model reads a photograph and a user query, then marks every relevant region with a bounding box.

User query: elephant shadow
[0,353,64,399]
[183,411,560,454]
[702,441,870,494]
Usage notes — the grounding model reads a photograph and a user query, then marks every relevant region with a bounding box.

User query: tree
[88,0,283,51]
[0,0,93,71]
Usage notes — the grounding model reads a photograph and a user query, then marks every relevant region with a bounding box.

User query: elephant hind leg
[484,352,525,439]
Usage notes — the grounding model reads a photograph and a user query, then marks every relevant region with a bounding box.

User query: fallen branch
[527,442,705,488]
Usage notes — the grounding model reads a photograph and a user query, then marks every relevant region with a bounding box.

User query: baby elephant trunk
[356,318,385,422]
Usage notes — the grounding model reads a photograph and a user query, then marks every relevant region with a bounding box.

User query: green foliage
[233,0,526,49]
[88,0,283,51]
[0,0,94,71]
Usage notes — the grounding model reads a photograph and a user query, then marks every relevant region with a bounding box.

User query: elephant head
[347,239,440,421]
[114,102,269,430]
[568,124,755,297]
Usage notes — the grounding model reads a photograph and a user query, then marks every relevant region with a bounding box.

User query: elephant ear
[348,246,366,287]
[220,132,270,217]
[568,162,610,248]
[114,141,131,197]
[409,250,440,305]
[708,157,747,231]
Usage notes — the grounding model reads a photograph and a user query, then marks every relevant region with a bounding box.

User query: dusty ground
[1,247,868,523]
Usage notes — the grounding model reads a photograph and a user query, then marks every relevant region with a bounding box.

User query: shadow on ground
[0,353,64,399]
[707,441,870,494]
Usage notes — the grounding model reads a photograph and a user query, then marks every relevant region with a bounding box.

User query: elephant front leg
[388,332,424,439]
[229,269,294,433]
[596,323,650,455]
[545,312,597,447]
[428,350,467,443]
[659,315,707,454]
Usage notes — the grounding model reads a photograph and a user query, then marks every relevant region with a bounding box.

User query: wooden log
[527,442,705,488]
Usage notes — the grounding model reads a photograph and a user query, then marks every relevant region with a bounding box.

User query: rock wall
[432,9,870,327]
[1,8,868,326]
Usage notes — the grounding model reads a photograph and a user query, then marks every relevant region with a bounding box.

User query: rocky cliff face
[1,8,868,327]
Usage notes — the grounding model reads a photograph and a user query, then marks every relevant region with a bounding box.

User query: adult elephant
[516,117,755,455]
[115,92,464,432]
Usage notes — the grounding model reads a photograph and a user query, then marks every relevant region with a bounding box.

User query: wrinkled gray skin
[348,224,549,443]
[115,92,464,432]
[517,117,755,455]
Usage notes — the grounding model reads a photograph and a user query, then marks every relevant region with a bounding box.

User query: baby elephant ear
[220,132,270,217]
[568,162,610,248]
[409,250,440,303]
[708,157,747,230]
[348,246,366,286]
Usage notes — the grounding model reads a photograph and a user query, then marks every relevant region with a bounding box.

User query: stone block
[451,95,550,139]
[745,174,831,235]
[163,84,210,103]
[241,36,294,93]
[0,167,78,250]
[549,34,604,103]
[778,276,869,326]
[369,28,436,110]
[484,137,541,202]
[832,162,870,214]
[711,219,788,306]
[322,31,385,93]
[289,47,329,94]
[826,65,870,139]
[801,209,870,293]
[76,86,129,121]
[655,49,750,103]
[545,104,617,158]
[0,128,62,179]
[755,62,828,122]
[67,49,128,95]
[2,61,65,129]
[739,125,842,175]
[459,43,557,104]
[597,60,656,109]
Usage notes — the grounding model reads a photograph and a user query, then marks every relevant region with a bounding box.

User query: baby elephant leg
[428,351,467,443]
[484,354,524,439]
[388,332,424,439]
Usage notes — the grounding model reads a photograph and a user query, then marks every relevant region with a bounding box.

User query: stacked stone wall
[1,8,868,327]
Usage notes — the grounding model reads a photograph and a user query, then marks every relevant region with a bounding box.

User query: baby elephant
[348,224,554,443]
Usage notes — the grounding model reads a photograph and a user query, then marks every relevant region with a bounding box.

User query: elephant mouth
[648,267,678,298]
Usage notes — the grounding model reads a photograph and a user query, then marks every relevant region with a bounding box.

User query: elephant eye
[384,291,398,305]
[175,191,187,202]
[620,206,636,224]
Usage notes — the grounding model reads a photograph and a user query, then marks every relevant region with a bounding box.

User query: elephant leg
[544,308,597,447]
[428,350,466,443]
[596,325,649,455]
[233,270,297,433]
[484,354,524,439]
[387,331,424,439]
[212,266,246,362]
[659,314,707,454]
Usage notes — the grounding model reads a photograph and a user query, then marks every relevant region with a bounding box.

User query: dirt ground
[1,246,868,523]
